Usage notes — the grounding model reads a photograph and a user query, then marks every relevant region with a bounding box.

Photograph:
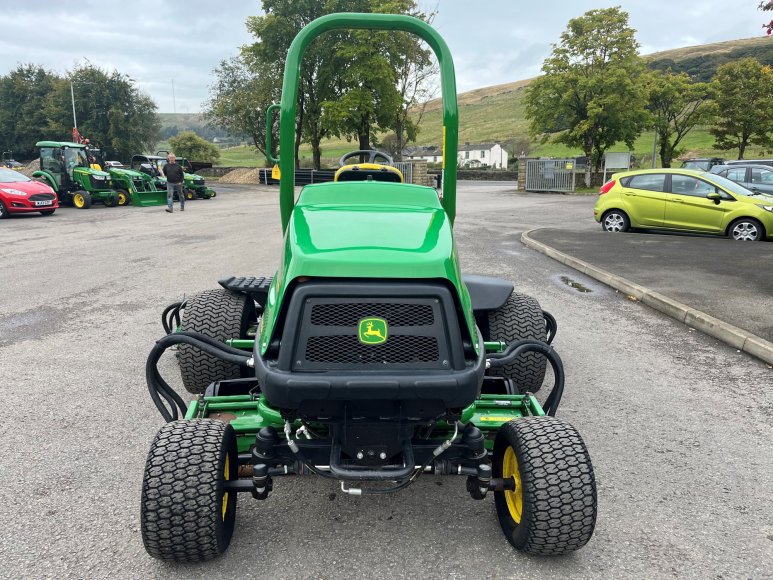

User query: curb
[521,228,773,366]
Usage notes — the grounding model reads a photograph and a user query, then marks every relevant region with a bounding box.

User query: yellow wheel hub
[221,454,230,521]
[73,194,84,208]
[118,192,127,205]
[503,446,523,523]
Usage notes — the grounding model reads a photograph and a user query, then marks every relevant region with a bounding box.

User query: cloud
[1,0,767,112]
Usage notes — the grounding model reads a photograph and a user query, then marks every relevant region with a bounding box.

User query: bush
[168,131,221,163]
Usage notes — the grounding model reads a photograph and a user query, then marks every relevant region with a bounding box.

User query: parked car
[0,168,59,218]
[594,168,773,241]
[680,157,725,171]
[725,159,773,169]
[104,160,124,168]
[710,164,773,195]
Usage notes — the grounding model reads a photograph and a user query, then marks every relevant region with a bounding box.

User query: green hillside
[215,36,772,167]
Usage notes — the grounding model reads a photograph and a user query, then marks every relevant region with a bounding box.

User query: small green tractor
[131,154,215,200]
[33,141,118,208]
[141,13,596,563]
[86,147,167,207]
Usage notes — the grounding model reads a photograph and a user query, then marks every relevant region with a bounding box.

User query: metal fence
[392,161,413,183]
[525,159,576,192]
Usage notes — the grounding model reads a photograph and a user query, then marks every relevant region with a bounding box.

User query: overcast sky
[0,1,767,113]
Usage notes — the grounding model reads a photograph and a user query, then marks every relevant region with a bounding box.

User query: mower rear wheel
[178,288,256,394]
[487,293,547,393]
[141,419,238,562]
[185,189,195,200]
[493,417,597,555]
[103,192,119,207]
[72,190,92,209]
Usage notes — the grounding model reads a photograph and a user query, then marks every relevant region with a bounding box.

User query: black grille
[306,335,439,364]
[29,193,56,202]
[310,302,434,327]
[287,292,457,372]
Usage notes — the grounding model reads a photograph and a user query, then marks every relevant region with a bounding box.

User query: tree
[0,65,58,159]
[44,65,159,162]
[205,56,279,161]
[168,131,221,162]
[644,70,712,167]
[710,57,773,159]
[524,7,648,186]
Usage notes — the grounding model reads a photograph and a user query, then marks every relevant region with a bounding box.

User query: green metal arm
[278,13,459,233]
[265,103,280,165]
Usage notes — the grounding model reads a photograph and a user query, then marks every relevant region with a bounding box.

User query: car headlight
[0,188,27,196]
[757,204,773,213]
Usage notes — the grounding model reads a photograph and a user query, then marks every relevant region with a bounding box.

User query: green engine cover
[258,181,478,354]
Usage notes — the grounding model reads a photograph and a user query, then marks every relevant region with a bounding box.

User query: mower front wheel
[493,417,597,556]
[141,419,238,563]
[116,189,130,206]
[72,190,92,209]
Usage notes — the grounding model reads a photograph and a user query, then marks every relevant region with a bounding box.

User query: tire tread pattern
[494,417,597,555]
[487,293,547,393]
[140,419,236,562]
[178,288,253,394]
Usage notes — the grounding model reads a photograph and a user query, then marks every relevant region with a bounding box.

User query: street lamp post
[70,81,78,130]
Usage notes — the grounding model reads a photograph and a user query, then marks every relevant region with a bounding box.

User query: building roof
[458,142,500,152]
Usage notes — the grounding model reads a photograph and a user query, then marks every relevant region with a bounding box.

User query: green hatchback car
[594,168,773,241]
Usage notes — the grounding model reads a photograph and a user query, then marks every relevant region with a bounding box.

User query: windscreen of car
[683,161,710,171]
[623,174,665,191]
[0,168,31,182]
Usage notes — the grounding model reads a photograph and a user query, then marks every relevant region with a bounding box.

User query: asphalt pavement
[0,183,770,579]
[524,227,773,363]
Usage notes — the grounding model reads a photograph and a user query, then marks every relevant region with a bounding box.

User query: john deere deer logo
[358,317,388,345]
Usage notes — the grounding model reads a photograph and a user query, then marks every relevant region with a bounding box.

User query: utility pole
[172,79,176,115]
[651,128,658,168]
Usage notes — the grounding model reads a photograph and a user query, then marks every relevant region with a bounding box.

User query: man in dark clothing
[162,153,185,212]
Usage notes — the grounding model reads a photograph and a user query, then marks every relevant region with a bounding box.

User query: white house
[403,142,509,169]
[457,142,508,169]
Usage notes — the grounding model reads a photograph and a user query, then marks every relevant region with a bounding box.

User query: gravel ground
[0,182,770,579]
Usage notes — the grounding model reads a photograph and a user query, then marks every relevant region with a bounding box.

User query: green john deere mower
[86,147,167,207]
[141,13,596,563]
[131,154,216,200]
[33,141,118,208]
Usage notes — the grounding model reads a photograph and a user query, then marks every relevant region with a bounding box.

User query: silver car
[710,164,773,195]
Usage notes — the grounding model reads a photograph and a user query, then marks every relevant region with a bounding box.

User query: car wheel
[601,210,630,233]
[728,218,764,241]
[0,200,8,219]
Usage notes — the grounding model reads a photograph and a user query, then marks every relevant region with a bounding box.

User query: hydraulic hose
[161,301,185,334]
[543,310,557,345]
[488,339,564,416]
[146,330,254,422]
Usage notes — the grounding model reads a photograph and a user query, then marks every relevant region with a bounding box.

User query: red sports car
[0,168,59,218]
